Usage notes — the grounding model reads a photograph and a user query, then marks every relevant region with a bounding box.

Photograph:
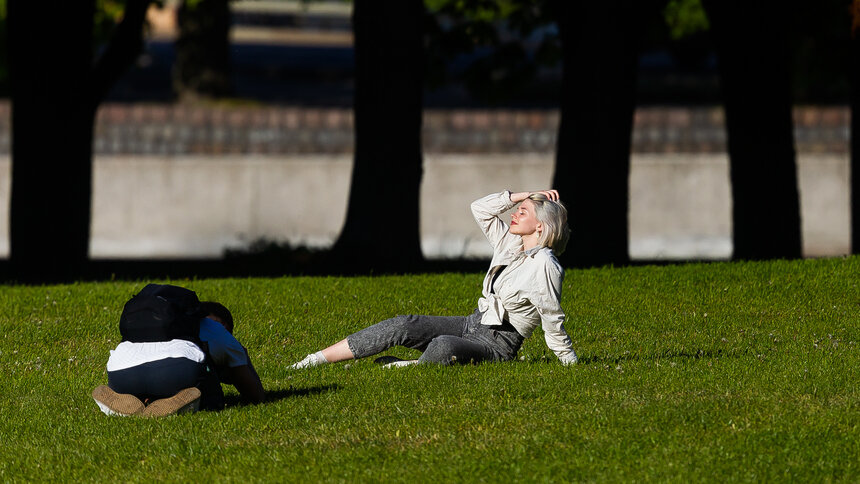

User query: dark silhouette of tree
[7,0,152,281]
[422,0,809,265]
[852,0,860,254]
[331,0,425,272]
[173,0,233,101]
[552,0,657,268]
[701,0,801,260]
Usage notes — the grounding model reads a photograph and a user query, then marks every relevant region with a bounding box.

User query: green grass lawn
[1,257,858,482]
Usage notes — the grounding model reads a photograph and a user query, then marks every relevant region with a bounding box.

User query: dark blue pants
[108,357,224,410]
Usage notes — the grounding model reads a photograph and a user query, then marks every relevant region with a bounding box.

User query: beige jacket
[471,191,577,364]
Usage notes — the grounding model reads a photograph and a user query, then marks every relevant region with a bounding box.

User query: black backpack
[119,284,207,343]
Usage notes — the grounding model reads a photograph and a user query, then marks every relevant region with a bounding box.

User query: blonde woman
[292,190,577,368]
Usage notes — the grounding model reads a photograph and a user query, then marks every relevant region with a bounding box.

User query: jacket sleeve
[531,255,577,364]
[471,191,518,250]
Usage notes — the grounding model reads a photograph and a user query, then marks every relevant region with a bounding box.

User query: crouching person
[92,284,264,417]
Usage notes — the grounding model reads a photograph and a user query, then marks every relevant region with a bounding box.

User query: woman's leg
[418,335,497,365]
[291,314,469,368]
[417,314,525,366]
[346,314,468,359]
[290,337,356,368]
[321,339,354,363]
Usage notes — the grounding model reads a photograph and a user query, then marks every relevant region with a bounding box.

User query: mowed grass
[0,257,858,482]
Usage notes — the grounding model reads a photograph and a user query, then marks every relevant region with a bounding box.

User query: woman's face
[510,199,541,237]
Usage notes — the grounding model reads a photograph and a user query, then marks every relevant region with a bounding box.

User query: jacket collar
[506,245,543,261]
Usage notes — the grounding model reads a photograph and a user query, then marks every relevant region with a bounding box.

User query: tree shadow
[0,244,492,283]
[0,239,719,284]
[222,384,340,409]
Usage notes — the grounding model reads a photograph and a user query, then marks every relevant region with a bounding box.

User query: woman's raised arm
[510,190,560,203]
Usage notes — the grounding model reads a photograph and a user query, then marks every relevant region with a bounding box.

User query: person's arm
[530,254,577,365]
[471,190,561,247]
[471,191,517,248]
[200,320,266,403]
[509,189,560,204]
[220,355,265,404]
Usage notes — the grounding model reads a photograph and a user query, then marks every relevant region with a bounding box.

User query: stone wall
[0,102,849,155]
[0,102,850,260]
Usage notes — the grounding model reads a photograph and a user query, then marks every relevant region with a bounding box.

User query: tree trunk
[851,0,860,254]
[702,0,802,260]
[7,0,151,281]
[173,0,233,101]
[7,0,95,281]
[553,0,652,268]
[332,0,425,272]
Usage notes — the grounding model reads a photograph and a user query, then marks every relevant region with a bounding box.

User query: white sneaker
[383,359,419,368]
[373,355,403,365]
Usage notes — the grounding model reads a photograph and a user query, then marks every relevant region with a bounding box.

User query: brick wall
[0,102,849,155]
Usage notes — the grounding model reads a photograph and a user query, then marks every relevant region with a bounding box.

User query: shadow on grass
[223,384,341,409]
[0,241,699,284]
[0,244,495,283]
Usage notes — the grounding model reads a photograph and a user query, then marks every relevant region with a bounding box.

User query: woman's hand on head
[535,190,559,201]
[510,190,560,203]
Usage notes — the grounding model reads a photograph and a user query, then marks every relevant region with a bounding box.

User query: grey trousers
[346,309,524,365]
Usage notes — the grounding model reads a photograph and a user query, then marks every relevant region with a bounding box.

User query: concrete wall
[0,153,849,260]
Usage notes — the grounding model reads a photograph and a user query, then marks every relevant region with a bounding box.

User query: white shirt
[472,191,577,364]
[107,318,248,372]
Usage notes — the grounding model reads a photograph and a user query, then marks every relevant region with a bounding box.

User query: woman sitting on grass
[291,189,578,368]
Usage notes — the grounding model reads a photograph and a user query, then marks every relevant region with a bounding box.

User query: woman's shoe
[383,359,420,368]
[373,355,403,365]
[374,355,420,367]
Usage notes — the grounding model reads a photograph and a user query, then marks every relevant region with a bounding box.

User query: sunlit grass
[0,257,857,482]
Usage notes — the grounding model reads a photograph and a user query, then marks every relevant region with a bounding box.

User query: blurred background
[0,0,855,280]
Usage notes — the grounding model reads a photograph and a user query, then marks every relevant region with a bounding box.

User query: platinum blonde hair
[527,193,571,256]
